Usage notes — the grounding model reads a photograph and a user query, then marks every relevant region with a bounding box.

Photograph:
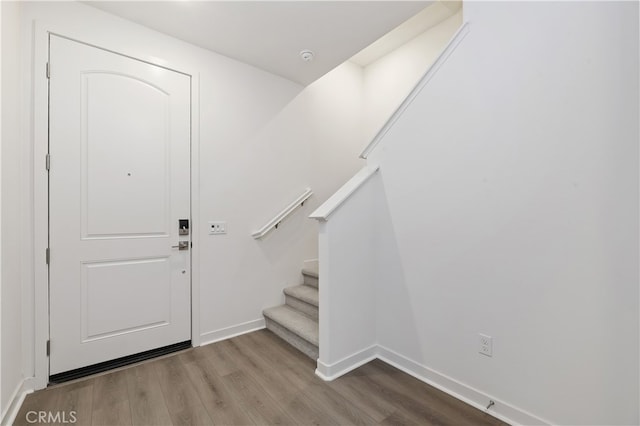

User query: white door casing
[48,35,191,375]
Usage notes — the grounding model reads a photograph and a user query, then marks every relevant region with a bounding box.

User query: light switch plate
[208,221,227,235]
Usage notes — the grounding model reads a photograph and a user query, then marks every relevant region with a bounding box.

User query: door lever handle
[172,241,189,250]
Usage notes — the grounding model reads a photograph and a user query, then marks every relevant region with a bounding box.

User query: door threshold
[49,340,191,385]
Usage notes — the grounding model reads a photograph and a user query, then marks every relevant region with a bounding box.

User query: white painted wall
[365,2,638,424]
[193,44,309,342]
[308,62,366,202]
[304,62,367,256]
[316,171,379,379]
[363,11,462,145]
[1,0,25,419]
[195,48,367,342]
[21,0,307,351]
[10,0,366,391]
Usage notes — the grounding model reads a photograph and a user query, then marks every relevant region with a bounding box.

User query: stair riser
[265,318,318,360]
[285,296,318,320]
[303,274,318,288]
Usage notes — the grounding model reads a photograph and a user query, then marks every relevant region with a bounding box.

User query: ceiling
[85,1,434,86]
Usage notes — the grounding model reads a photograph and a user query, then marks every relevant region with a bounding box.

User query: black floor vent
[49,340,191,384]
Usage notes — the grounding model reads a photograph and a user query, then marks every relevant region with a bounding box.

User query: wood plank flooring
[14,330,507,426]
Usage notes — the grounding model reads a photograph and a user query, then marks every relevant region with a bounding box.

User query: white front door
[48,35,191,375]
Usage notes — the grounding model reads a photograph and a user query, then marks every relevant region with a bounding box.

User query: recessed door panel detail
[82,72,171,239]
[81,258,171,342]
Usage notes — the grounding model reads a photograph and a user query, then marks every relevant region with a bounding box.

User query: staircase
[263,268,319,360]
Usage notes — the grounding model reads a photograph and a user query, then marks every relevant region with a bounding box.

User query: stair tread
[263,305,318,346]
[283,285,318,307]
[302,268,319,278]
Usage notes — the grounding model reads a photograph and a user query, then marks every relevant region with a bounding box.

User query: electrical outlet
[479,333,493,357]
[208,221,227,235]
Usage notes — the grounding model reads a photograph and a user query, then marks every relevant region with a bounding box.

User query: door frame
[32,20,202,390]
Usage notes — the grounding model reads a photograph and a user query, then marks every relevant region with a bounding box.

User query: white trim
[1,379,32,426]
[377,345,551,426]
[314,343,550,425]
[309,165,379,221]
[32,19,202,388]
[21,377,38,394]
[190,72,202,347]
[33,20,51,391]
[0,1,3,417]
[199,319,266,346]
[359,22,471,159]
[315,345,378,381]
[251,188,313,239]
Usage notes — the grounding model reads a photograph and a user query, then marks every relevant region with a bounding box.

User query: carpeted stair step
[302,268,319,288]
[284,285,318,320]
[263,305,318,360]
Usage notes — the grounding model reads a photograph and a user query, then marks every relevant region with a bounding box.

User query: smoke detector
[299,50,314,62]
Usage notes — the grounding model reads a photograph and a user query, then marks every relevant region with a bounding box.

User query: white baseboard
[5,326,549,426]
[313,343,549,425]
[199,318,265,347]
[1,379,33,426]
[377,345,550,426]
[315,345,377,381]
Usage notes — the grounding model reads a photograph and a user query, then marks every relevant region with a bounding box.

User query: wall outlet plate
[208,221,227,235]
[479,333,493,357]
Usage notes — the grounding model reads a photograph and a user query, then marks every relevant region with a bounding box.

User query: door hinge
[46,248,50,265]
[46,154,50,171]
[46,62,50,79]
[46,340,50,356]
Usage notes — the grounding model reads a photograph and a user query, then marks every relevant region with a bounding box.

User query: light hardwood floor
[14,330,507,425]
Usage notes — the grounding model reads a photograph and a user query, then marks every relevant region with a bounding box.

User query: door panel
[83,72,170,238]
[49,35,191,375]
[81,257,171,342]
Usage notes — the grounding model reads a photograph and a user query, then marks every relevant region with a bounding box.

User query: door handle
[172,241,189,250]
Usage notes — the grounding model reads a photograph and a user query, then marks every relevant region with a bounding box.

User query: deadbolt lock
[179,219,189,235]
